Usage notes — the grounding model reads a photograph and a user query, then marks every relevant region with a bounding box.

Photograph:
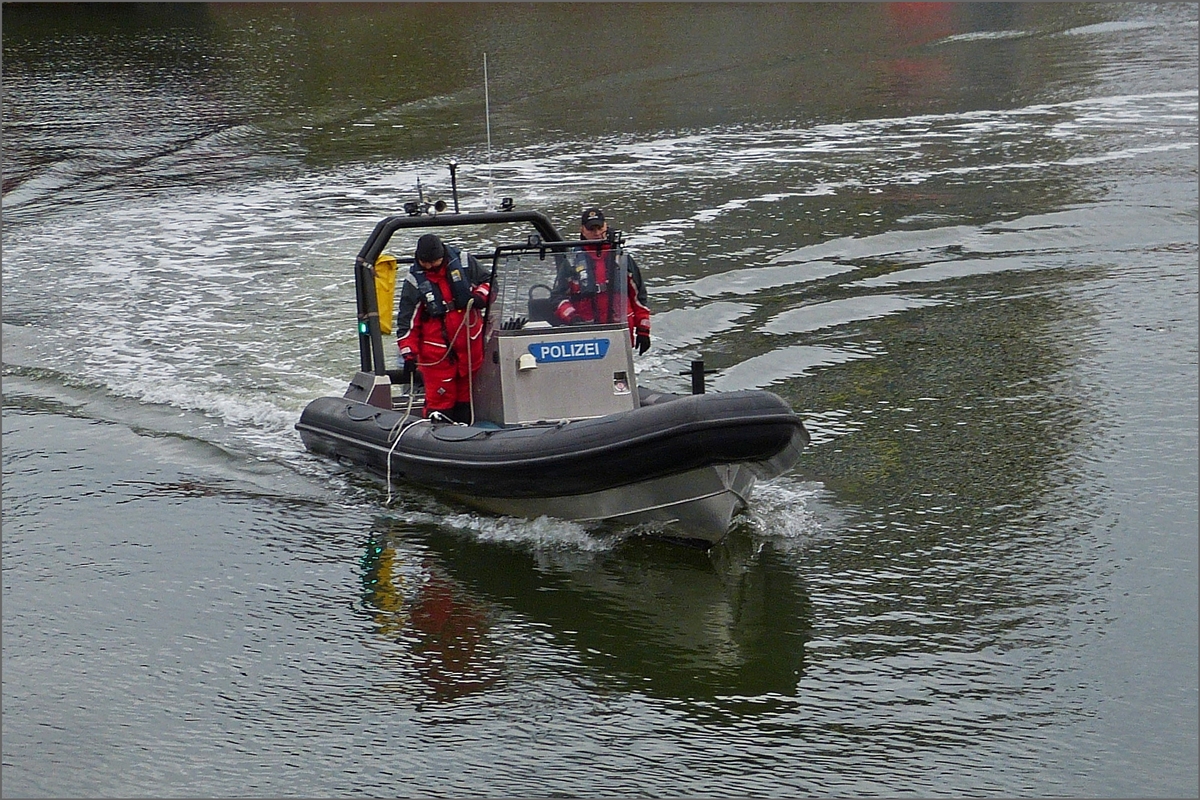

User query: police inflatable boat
[296,201,809,545]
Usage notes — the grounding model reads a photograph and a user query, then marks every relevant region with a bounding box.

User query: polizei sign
[528,339,610,363]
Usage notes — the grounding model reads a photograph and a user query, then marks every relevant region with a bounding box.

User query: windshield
[483,242,629,333]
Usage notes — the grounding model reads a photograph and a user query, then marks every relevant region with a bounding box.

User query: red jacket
[553,243,650,342]
[395,248,489,372]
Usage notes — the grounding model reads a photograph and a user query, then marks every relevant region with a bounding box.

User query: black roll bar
[352,210,564,375]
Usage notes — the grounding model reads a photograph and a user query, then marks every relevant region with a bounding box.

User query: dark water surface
[3,3,1196,797]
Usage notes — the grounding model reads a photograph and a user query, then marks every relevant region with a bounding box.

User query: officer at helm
[552,207,652,355]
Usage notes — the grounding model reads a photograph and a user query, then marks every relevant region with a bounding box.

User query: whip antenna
[484,52,493,209]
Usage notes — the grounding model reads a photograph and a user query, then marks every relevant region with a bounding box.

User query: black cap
[581,207,605,228]
[415,233,445,263]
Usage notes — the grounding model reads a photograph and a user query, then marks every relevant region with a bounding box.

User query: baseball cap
[581,208,605,228]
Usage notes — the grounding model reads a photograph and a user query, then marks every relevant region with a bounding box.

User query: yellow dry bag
[374,254,399,334]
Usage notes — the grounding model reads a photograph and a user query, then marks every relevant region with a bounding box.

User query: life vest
[411,247,474,318]
[571,245,631,296]
[572,247,604,295]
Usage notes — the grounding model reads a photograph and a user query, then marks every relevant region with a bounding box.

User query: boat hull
[296,386,808,544]
[451,462,758,543]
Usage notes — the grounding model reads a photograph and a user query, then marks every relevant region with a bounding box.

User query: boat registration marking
[528,339,610,363]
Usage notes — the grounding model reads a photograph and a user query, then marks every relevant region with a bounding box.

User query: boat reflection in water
[360,528,504,702]
[360,516,812,703]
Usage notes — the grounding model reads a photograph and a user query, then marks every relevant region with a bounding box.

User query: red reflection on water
[409,567,500,701]
[362,540,501,702]
[883,2,957,101]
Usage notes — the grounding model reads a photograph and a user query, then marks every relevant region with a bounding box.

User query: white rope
[465,297,478,426]
[384,298,481,503]
[413,296,477,369]
[385,371,427,506]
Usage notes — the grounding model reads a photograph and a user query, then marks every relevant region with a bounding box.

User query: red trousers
[419,357,478,414]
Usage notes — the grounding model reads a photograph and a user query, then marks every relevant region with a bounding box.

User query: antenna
[484,52,493,209]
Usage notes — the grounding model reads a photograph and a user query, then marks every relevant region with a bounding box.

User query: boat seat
[527,284,558,324]
[527,297,557,324]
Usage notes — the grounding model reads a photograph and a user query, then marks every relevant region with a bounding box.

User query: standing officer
[395,233,491,423]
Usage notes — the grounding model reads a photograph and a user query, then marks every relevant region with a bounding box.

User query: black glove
[566,313,586,325]
[501,316,527,330]
[636,331,651,355]
[400,356,417,382]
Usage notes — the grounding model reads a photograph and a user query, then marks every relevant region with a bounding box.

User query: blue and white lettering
[528,339,610,363]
